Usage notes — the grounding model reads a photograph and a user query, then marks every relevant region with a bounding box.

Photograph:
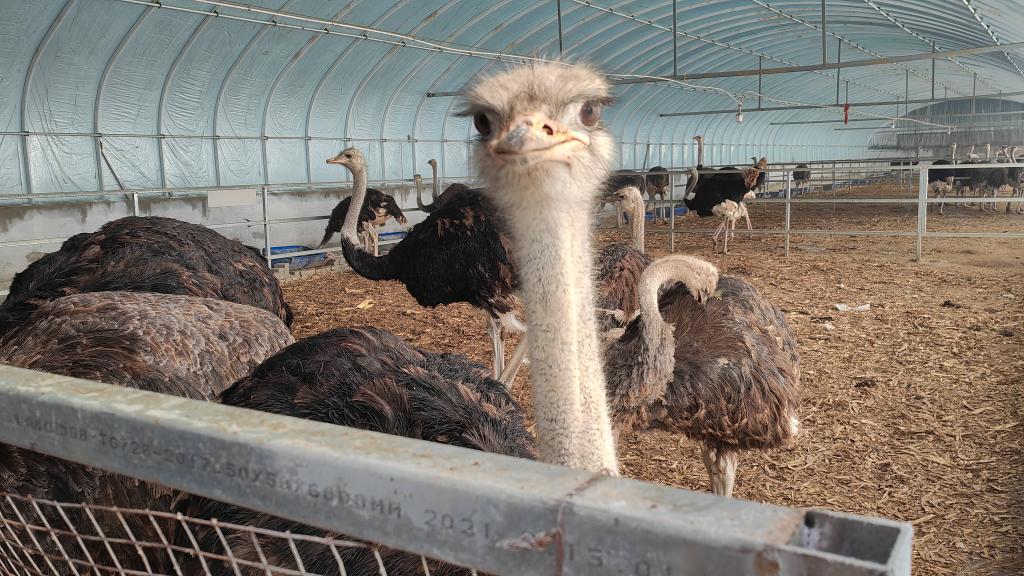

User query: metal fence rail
[0,365,912,576]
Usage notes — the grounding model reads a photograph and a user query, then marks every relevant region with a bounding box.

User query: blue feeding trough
[267,245,327,271]
[624,206,688,222]
[379,231,407,243]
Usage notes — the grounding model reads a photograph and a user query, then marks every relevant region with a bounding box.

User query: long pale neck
[340,167,367,244]
[430,162,439,199]
[500,173,619,474]
[625,195,645,253]
[696,138,705,165]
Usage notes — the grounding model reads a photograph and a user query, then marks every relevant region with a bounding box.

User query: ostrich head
[612,186,646,252]
[466,63,614,215]
[465,62,619,473]
[326,147,364,169]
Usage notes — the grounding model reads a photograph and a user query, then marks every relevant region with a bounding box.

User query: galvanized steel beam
[0,367,913,576]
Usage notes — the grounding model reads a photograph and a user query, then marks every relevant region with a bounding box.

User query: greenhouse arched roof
[3,0,1024,194]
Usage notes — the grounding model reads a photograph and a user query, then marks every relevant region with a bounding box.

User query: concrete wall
[0,181,458,286]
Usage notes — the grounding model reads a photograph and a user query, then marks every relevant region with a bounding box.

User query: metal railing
[614,162,1024,261]
[0,365,912,575]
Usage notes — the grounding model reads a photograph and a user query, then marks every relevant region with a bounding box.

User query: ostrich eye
[345,153,352,159]
[473,112,492,137]
[579,101,601,126]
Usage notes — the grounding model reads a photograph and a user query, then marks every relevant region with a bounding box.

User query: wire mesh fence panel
[0,493,483,576]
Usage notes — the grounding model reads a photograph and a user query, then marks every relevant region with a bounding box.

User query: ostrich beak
[489,113,589,164]
[326,153,347,165]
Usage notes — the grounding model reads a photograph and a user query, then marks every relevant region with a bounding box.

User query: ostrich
[0,216,292,336]
[0,291,293,574]
[1006,146,1024,214]
[177,327,535,576]
[603,256,801,496]
[750,156,768,194]
[415,158,470,213]
[317,187,406,256]
[328,148,523,383]
[683,137,764,253]
[930,143,957,215]
[466,63,800,494]
[596,186,650,334]
[792,164,811,194]
[970,144,1010,212]
[646,165,670,221]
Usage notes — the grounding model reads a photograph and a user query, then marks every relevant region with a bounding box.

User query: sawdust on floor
[283,191,1024,576]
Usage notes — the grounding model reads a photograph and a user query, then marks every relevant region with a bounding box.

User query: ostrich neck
[431,162,439,199]
[628,201,645,253]
[340,166,367,244]
[500,171,618,474]
[696,139,705,166]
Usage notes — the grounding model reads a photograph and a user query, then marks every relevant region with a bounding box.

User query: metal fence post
[785,170,792,258]
[262,185,272,268]
[916,166,927,262]
[669,170,676,253]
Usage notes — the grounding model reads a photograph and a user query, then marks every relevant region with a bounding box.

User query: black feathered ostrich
[317,187,406,256]
[683,136,766,253]
[328,148,523,383]
[0,216,292,336]
[0,291,293,574]
[415,158,470,212]
[792,164,811,193]
[177,326,535,576]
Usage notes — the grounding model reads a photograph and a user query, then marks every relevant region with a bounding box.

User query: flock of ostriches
[928,142,1024,215]
[0,64,800,576]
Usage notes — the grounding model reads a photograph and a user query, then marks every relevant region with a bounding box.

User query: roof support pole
[757,55,763,108]
[835,39,842,104]
[671,0,677,76]
[556,0,563,55]
[905,68,910,117]
[21,0,77,194]
[821,0,827,64]
[660,89,1024,117]
[972,72,977,115]
[609,40,1024,85]
[931,47,936,100]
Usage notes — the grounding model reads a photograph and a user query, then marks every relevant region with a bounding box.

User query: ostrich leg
[742,203,752,232]
[486,316,505,379]
[498,334,529,388]
[701,444,740,498]
[712,218,728,253]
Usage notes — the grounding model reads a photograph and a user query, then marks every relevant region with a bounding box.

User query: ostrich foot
[701,444,739,498]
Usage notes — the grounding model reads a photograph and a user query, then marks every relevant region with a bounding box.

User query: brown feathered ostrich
[317,187,406,256]
[466,63,800,493]
[329,148,524,384]
[596,186,650,334]
[177,327,535,575]
[603,256,801,496]
[0,216,292,336]
[0,291,293,574]
[415,158,469,212]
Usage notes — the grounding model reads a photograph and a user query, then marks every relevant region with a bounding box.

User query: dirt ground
[282,182,1023,576]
